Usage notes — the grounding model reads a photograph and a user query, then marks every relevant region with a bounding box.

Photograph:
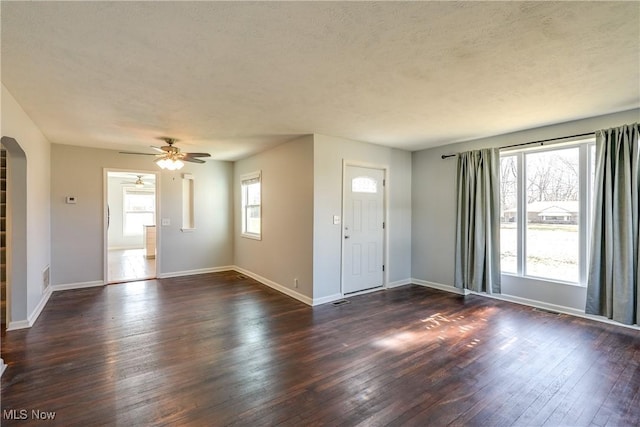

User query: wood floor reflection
[108,248,155,283]
[1,272,638,426]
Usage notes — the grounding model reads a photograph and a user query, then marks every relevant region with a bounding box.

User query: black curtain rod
[440,131,595,159]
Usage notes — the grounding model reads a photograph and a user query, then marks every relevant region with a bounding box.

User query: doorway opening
[0,137,27,335]
[105,170,158,284]
[341,164,387,295]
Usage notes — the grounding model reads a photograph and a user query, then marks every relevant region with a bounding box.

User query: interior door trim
[103,168,161,284]
[341,160,389,296]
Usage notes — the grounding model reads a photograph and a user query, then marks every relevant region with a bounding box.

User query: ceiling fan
[120,137,211,170]
[122,175,152,188]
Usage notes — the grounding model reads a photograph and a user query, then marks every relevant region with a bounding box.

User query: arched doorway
[0,137,27,333]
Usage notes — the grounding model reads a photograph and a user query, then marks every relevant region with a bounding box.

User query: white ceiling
[2,1,639,161]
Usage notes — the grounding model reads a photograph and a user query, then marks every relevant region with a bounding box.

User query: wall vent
[532,307,562,316]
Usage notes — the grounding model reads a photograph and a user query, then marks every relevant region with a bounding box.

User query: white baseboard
[412,278,469,295]
[232,266,313,306]
[158,266,235,279]
[387,278,412,289]
[7,319,29,330]
[313,278,410,305]
[411,278,640,331]
[312,293,344,306]
[479,291,640,330]
[478,292,584,317]
[51,280,104,292]
[7,286,53,331]
[344,286,385,298]
[28,285,52,325]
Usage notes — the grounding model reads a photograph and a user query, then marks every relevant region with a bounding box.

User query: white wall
[234,135,315,300]
[160,154,234,274]
[411,108,640,311]
[313,134,412,300]
[1,85,52,324]
[51,144,234,285]
[6,73,634,326]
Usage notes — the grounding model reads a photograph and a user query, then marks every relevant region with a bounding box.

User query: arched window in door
[351,176,378,193]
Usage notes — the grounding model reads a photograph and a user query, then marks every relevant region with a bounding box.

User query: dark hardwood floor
[1,271,639,426]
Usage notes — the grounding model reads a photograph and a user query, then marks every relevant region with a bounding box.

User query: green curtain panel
[454,148,501,293]
[586,123,640,325]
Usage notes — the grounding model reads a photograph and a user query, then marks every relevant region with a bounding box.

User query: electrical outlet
[294,278,299,288]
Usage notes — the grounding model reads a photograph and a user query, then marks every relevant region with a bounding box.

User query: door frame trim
[103,168,161,284]
[341,160,388,296]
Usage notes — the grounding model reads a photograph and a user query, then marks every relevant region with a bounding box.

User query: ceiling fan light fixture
[170,159,185,170]
[121,137,208,169]
[155,157,184,170]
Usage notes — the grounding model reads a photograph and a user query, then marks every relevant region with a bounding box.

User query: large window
[500,139,595,284]
[123,187,155,236]
[241,171,261,240]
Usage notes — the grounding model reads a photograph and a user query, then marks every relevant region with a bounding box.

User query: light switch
[162,218,171,226]
[333,215,341,225]
[65,196,77,204]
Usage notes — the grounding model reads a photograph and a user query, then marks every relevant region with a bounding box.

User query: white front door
[342,166,385,294]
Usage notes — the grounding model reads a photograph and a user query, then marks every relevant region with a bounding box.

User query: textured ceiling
[2,1,639,160]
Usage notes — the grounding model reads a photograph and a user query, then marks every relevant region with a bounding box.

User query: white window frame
[122,186,156,237]
[500,138,595,286]
[241,171,261,240]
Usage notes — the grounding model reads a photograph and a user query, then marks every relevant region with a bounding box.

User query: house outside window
[500,139,595,284]
[241,171,261,240]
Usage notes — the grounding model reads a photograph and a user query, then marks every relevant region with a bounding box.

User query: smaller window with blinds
[241,171,261,240]
[352,176,378,193]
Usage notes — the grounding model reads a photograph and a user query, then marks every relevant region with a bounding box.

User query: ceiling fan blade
[182,157,206,164]
[150,145,170,153]
[123,138,208,167]
[119,151,157,156]
[183,153,211,158]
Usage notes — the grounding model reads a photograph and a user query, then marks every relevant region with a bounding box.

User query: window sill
[241,233,261,241]
[501,272,586,288]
